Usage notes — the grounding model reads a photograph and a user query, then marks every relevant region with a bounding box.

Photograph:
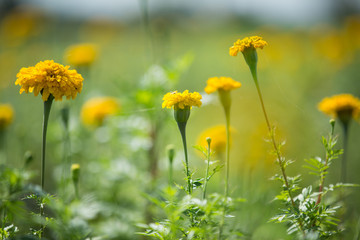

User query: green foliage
[271,122,357,239]
[139,187,245,240]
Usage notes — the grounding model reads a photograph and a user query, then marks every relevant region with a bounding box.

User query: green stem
[316,127,335,205]
[203,141,211,200]
[341,122,349,183]
[169,162,173,186]
[74,182,79,200]
[249,65,305,236]
[177,122,191,195]
[41,96,54,191]
[2,205,6,240]
[0,130,5,164]
[138,0,154,63]
[223,106,231,198]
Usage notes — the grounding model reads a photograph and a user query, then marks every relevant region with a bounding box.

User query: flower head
[0,104,14,130]
[65,43,98,67]
[318,94,360,123]
[229,36,268,57]
[81,97,120,127]
[162,90,202,110]
[15,60,83,101]
[204,77,241,94]
[197,125,235,155]
[71,163,80,171]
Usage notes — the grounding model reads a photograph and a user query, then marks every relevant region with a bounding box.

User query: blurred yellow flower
[162,90,202,110]
[71,163,80,171]
[0,104,14,130]
[204,77,241,94]
[81,97,120,127]
[229,36,268,56]
[318,94,360,121]
[197,125,235,155]
[344,15,360,51]
[313,31,348,67]
[65,43,98,67]
[1,10,37,46]
[15,60,83,101]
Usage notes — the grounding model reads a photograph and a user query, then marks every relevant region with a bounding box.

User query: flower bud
[71,163,80,185]
[166,144,175,165]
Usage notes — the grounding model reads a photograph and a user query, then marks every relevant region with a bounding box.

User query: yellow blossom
[204,77,241,94]
[15,60,83,101]
[0,104,14,130]
[197,125,235,155]
[71,163,80,171]
[1,10,37,46]
[65,43,98,67]
[229,36,268,56]
[81,97,120,127]
[162,90,202,110]
[318,94,360,121]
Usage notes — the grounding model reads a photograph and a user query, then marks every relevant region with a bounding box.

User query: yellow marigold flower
[65,43,98,67]
[162,90,202,110]
[15,60,83,101]
[229,36,268,56]
[204,77,241,94]
[0,104,14,130]
[197,125,235,155]
[318,94,360,122]
[81,97,120,127]
[1,10,37,46]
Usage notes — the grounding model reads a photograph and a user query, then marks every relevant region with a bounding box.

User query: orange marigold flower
[65,43,98,67]
[318,94,360,122]
[204,77,241,94]
[81,97,120,127]
[15,60,83,101]
[162,90,202,110]
[0,104,14,130]
[229,36,268,56]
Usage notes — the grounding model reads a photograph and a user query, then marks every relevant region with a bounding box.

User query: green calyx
[174,106,191,124]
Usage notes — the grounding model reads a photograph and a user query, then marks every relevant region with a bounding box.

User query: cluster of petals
[229,36,268,56]
[318,94,360,119]
[15,60,83,101]
[162,90,202,109]
[0,104,14,130]
[81,97,120,127]
[65,43,98,67]
[204,77,241,94]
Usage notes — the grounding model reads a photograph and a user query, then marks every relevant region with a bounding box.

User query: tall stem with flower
[204,77,241,197]
[16,60,83,190]
[162,90,202,195]
[15,61,83,230]
[318,93,360,183]
[230,36,305,235]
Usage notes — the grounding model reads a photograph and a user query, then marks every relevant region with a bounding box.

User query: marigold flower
[81,97,120,127]
[162,90,202,110]
[1,10,37,46]
[204,77,241,94]
[229,36,268,57]
[197,125,235,155]
[318,94,360,122]
[15,60,83,101]
[0,104,14,130]
[65,43,98,67]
